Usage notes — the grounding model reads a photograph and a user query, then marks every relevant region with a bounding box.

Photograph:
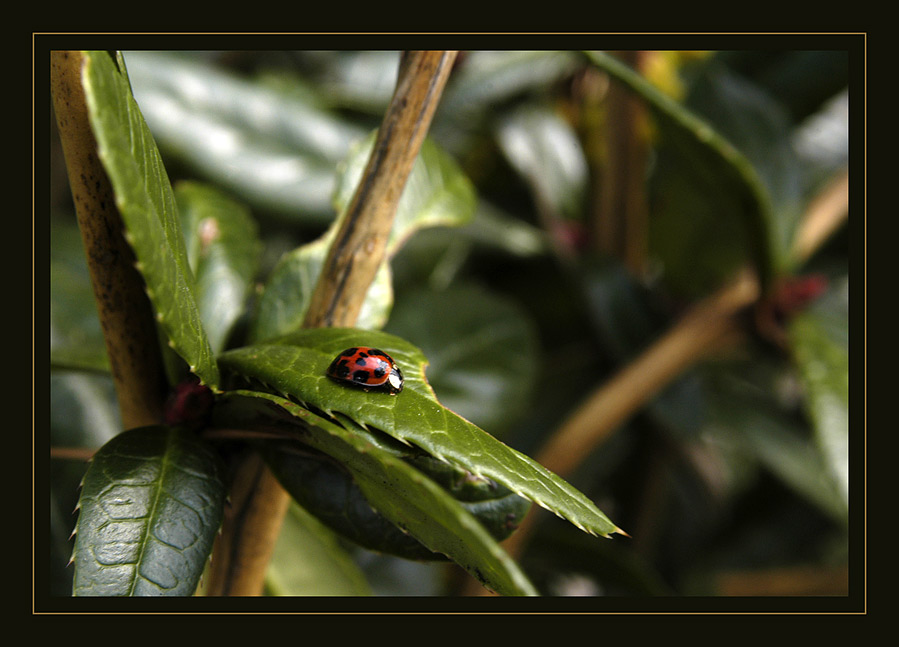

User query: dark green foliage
[50,47,852,599]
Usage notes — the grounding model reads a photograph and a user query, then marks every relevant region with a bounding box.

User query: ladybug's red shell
[327,347,404,394]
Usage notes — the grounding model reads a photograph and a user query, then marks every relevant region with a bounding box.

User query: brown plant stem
[50,51,167,430]
[592,50,650,275]
[791,169,849,265]
[204,51,458,596]
[465,166,850,593]
[493,270,757,563]
[303,51,458,329]
[711,564,849,596]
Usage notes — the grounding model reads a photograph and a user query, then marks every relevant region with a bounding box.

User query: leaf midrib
[126,428,175,595]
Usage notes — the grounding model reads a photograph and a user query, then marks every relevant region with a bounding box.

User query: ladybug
[327,347,404,394]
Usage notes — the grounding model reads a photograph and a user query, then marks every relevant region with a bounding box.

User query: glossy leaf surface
[218,328,622,539]
[331,134,478,253]
[124,51,366,222]
[217,391,537,595]
[261,427,531,560]
[72,426,227,596]
[496,104,588,222]
[81,51,219,387]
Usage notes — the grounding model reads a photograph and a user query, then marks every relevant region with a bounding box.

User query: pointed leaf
[218,390,537,595]
[584,51,774,294]
[259,418,530,561]
[72,426,227,596]
[218,328,623,539]
[81,51,218,388]
[788,285,849,512]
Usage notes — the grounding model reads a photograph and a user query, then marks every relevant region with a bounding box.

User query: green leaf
[789,285,849,513]
[496,104,588,221]
[704,354,847,521]
[51,373,120,448]
[81,51,219,388]
[584,51,774,295]
[218,328,623,540]
[710,401,847,522]
[250,236,393,342]
[123,51,367,223]
[217,390,537,595]
[266,503,372,596]
[72,426,227,596]
[439,51,580,122]
[260,418,531,561]
[299,51,401,114]
[175,181,261,353]
[463,201,549,257]
[331,134,478,254]
[50,217,109,373]
[261,439,442,561]
[386,283,539,436]
[682,62,804,275]
[250,135,477,342]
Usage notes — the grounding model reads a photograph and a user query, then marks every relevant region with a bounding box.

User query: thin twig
[304,51,458,328]
[493,270,756,566]
[791,169,849,265]
[468,166,850,589]
[592,50,650,274]
[51,51,167,429]
[204,51,458,596]
[50,446,97,462]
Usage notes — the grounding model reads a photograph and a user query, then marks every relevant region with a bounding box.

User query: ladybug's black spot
[328,357,352,379]
[341,347,358,358]
[352,370,372,383]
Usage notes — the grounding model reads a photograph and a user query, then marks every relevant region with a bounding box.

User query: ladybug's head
[386,365,404,394]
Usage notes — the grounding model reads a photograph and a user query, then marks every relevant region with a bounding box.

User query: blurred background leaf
[50,217,109,373]
[265,503,373,596]
[176,181,262,354]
